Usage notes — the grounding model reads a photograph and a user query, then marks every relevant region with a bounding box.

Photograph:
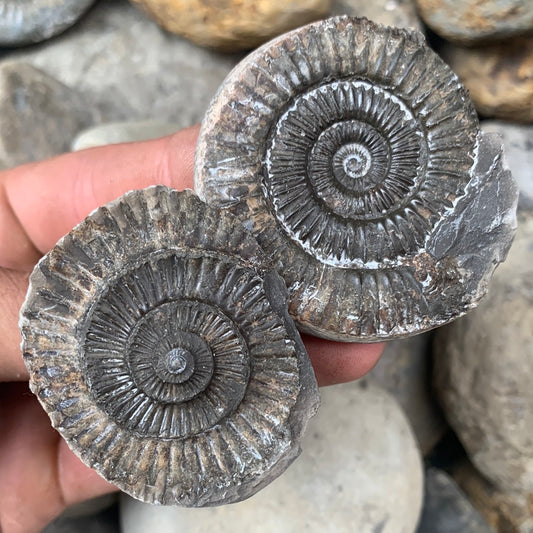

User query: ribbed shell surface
[195,16,518,341]
[20,187,319,506]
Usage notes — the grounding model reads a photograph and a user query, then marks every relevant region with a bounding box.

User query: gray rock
[482,121,533,212]
[331,0,423,31]
[368,334,447,455]
[452,459,533,533]
[434,215,533,494]
[0,0,96,47]
[415,0,533,44]
[120,381,424,533]
[417,469,494,533]
[0,61,94,170]
[6,0,241,127]
[424,131,518,310]
[71,121,180,151]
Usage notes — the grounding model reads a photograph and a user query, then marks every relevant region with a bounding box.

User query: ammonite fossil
[0,0,96,47]
[195,16,519,342]
[20,187,319,506]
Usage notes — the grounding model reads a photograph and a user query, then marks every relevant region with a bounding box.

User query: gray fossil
[194,16,519,342]
[20,187,319,506]
[0,0,96,47]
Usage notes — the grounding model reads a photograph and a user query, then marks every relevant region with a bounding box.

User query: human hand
[0,125,384,533]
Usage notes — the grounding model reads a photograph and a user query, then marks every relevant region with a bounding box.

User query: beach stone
[368,334,447,455]
[452,460,533,533]
[7,0,241,126]
[415,0,533,45]
[417,468,494,533]
[482,121,533,212]
[120,381,423,533]
[0,0,96,47]
[71,121,180,151]
[331,0,423,31]
[129,0,331,52]
[0,61,93,170]
[441,38,533,123]
[434,215,533,495]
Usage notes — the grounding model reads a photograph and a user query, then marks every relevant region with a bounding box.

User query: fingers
[0,382,63,533]
[0,186,41,272]
[0,383,116,533]
[0,124,386,533]
[56,438,116,510]
[304,334,385,386]
[0,125,199,271]
[0,269,30,381]
[0,268,384,383]
[0,337,382,533]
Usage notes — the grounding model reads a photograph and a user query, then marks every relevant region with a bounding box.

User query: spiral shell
[0,0,95,47]
[195,16,518,341]
[20,187,319,506]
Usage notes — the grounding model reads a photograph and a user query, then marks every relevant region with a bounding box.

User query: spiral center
[84,260,252,439]
[153,337,198,385]
[165,347,192,374]
[336,143,371,180]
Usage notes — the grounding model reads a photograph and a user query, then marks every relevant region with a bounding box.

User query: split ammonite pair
[20,17,518,506]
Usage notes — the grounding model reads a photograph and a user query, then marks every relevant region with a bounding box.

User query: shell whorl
[194,16,488,341]
[20,187,319,506]
[0,0,96,46]
[265,79,432,267]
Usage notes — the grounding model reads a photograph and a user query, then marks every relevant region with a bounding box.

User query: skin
[0,126,384,533]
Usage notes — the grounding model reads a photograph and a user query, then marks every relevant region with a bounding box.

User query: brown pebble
[415,0,533,45]
[441,37,533,123]
[129,0,331,52]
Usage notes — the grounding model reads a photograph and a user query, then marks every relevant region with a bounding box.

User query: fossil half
[20,187,319,506]
[0,0,96,47]
[195,16,519,342]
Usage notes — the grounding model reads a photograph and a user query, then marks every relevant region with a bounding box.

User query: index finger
[0,125,199,271]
